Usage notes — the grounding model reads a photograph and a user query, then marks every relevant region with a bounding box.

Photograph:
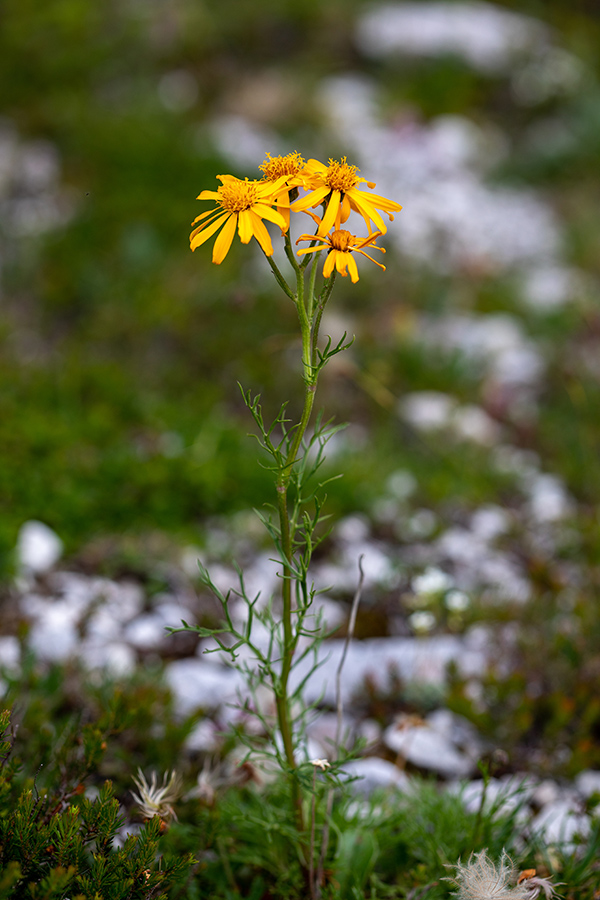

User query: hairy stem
[265,253,296,301]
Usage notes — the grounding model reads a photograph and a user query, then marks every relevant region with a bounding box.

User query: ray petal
[292,186,330,211]
[252,204,287,228]
[356,249,386,270]
[318,191,341,235]
[349,193,387,233]
[238,209,254,244]
[323,251,336,278]
[191,207,222,226]
[347,255,360,283]
[249,210,274,256]
[212,213,237,264]
[335,251,350,277]
[190,212,230,250]
[357,189,402,212]
[296,243,331,256]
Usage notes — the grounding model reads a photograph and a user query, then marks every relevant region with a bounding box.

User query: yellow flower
[291,157,402,237]
[296,228,386,283]
[259,151,306,232]
[190,174,289,263]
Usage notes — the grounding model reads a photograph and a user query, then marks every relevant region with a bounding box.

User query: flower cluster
[190,152,401,282]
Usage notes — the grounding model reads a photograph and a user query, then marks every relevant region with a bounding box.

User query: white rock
[103,581,145,622]
[357,2,548,74]
[16,521,63,574]
[153,600,195,628]
[532,779,562,808]
[291,633,488,705]
[400,392,457,431]
[412,567,453,596]
[0,636,20,673]
[337,515,370,544]
[314,540,395,592]
[453,774,533,822]
[310,596,346,630]
[124,614,169,649]
[426,709,482,756]
[452,405,501,445]
[341,757,410,796]
[575,770,600,799]
[180,545,204,578]
[165,658,245,716]
[531,799,590,845]
[383,718,474,778]
[357,718,382,749]
[80,641,136,676]
[445,590,470,612]
[27,607,78,662]
[526,473,573,522]
[184,719,222,753]
[470,506,511,542]
[86,606,122,642]
[387,470,418,501]
[408,610,436,633]
[521,264,580,311]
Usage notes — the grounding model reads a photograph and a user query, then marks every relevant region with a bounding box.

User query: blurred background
[3,0,600,770]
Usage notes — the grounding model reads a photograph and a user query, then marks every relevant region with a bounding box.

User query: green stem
[306,250,322,321]
[274,263,317,850]
[284,230,302,274]
[311,271,336,367]
[272,234,335,864]
[265,253,296,301]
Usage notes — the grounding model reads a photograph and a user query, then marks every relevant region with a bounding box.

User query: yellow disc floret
[218,178,260,213]
[259,151,305,181]
[324,158,360,193]
[329,229,354,251]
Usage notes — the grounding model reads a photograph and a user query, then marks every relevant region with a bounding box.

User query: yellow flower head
[259,151,307,232]
[292,157,402,237]
[190,173,288,263]
[259,151,305,182]
[296,228,386,283]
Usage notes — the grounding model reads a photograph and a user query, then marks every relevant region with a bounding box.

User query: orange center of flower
[325,158,360,193]
[218,179,259,212]
[259,151,305,180]
[329,229,354,251]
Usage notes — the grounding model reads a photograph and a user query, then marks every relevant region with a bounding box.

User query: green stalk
[274,259,316,846]
[311,271,336,366]
[268,234,335,862]
[266,253,296,301]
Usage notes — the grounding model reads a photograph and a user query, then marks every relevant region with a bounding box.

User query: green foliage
[0,710,194,900]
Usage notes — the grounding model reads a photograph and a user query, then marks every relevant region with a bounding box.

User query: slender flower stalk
[187,149,401,885]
